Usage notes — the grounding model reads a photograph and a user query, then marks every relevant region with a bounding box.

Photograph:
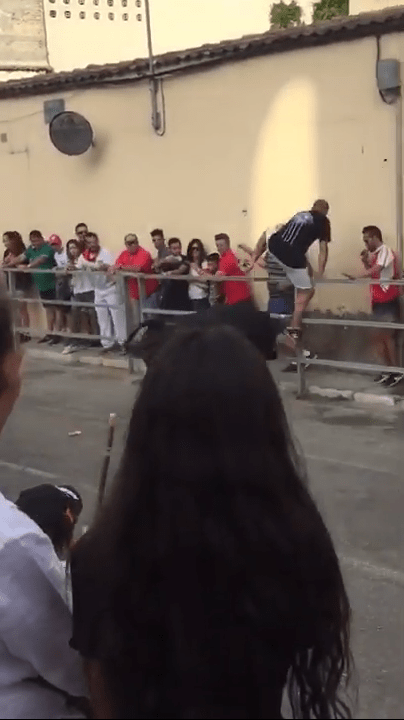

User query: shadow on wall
[248,38,398,316]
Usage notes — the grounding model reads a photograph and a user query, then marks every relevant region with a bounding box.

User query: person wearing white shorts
[248,199,331,350]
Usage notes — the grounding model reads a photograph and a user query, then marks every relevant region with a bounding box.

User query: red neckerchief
[82,248,99,262]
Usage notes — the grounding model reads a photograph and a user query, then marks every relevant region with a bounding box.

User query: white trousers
[95,289,127,348]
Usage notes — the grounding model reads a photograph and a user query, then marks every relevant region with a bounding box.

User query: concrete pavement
[0,356,402,718]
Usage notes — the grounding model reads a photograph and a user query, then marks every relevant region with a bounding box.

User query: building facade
[1,1,400,77]
[0,0,49,81]
[0,7,403,314]
[5,0,320,76]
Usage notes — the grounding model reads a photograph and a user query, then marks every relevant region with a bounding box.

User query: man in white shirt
[78,232,127,354]
[0,289,88,718]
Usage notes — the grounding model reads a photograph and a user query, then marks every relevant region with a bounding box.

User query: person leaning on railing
[158,238,192,315]
[61,239,99,355]
[2,230,32,343]
[344,225,404,388]
[186,238,210,312]
[79,232,127,355]
[113,233,160,331]
[209,233,252,306]
[206,252,225,306]
[48,234,73,349]
[8,230,59,345]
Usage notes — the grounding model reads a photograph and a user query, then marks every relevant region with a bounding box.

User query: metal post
[296,345,306,398]
[121,275,134,375]
[8,271,19,350]
[396,91,403,260]
[138,275,146,325]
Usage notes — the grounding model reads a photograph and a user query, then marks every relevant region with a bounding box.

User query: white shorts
[268,253,313,291]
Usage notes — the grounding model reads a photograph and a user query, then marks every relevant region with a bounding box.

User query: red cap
[48,234,62,248]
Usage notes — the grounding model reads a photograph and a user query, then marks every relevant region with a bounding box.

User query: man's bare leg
[381,332,397,367]
[278,287,315,354]
[45,306,56,334]
[290,287,315,333]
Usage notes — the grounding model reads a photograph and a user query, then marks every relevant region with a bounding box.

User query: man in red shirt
[345,225,403,387]
[214,233,252,306]
[114,234,159,329]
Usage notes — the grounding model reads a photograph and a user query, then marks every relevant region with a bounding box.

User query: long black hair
[66,238,81,261]
[73,326,352,719]
[186,238,206,266]
[3,231,26,257]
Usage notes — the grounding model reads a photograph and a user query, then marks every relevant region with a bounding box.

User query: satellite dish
[49,111,93,156]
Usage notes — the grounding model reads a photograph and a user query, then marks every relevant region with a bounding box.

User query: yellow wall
[0,31,402,313]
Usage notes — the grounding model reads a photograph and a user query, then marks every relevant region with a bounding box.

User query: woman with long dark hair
[186,238,210,312]
[2,231,32,341]
[71,326,352,720]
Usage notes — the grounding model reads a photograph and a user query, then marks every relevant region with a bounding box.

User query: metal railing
[3,266,404,396]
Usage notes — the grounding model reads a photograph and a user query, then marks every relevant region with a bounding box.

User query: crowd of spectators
[1,225,252,354]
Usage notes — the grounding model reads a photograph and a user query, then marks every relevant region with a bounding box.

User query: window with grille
[47,0,134,21]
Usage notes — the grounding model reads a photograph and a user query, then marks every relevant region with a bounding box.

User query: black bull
[125,300,283,368]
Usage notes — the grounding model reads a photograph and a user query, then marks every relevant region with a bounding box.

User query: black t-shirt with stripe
[268,210,331,269]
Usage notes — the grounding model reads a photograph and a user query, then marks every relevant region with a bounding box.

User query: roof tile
[1,6,404,98]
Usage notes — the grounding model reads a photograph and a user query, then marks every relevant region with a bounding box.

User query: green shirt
[25,244,56,292]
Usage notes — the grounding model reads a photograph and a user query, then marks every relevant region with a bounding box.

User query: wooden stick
[97,413,117,512]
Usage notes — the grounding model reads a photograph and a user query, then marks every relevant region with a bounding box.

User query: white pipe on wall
[395,92,403,259]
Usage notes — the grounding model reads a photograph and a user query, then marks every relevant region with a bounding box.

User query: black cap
[16,484,83,551]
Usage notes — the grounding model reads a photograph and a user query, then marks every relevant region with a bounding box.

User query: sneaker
[384,373,404,388]
[99,347,113,355]
[37,334,52,344]
[62,344,78,355]
[48,336,61,346]
[282,351,317,373]
[373,373,390,385]
[119,346,128,356]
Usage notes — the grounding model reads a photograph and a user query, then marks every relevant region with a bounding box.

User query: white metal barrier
[3,266,404,396]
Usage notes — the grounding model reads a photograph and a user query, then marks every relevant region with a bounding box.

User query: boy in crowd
[206,252,225,306]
